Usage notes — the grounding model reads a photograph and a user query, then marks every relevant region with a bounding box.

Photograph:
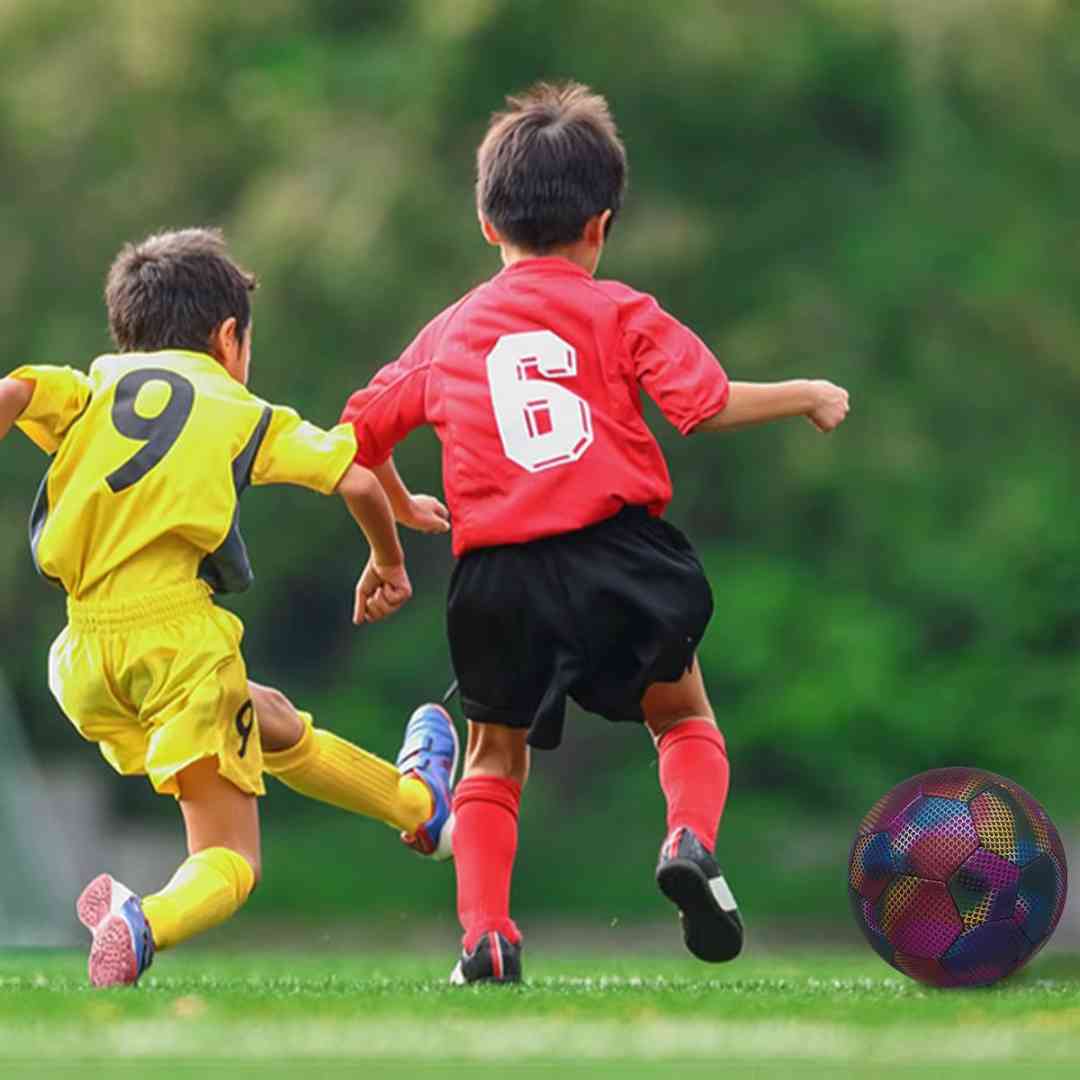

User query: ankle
[463,920,522,951]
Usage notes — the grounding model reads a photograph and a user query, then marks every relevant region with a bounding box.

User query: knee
[242,851,262,891]
[249,682,305,753]
[225,848,261,893]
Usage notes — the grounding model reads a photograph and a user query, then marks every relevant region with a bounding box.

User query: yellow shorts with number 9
[48,582,265,798]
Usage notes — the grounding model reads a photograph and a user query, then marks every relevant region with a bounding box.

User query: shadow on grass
[1016,954,1080,983]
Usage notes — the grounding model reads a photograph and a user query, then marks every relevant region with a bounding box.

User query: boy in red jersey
[341,83,850,982]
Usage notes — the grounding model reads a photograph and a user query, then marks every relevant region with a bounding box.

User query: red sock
[452,776,523,950]
[657,719,730,853]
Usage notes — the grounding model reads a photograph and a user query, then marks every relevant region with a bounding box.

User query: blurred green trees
[2,0,1079,918]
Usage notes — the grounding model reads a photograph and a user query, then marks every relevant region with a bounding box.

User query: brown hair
[476,81,627,253]
[105,227,257,354]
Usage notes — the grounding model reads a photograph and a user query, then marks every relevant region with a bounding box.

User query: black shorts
[446,506,713,750]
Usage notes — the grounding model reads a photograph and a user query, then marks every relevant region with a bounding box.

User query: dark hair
[105,227,257,354]
[476,81,628,253]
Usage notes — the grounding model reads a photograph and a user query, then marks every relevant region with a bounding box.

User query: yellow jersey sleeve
[250,404,358,494]
[7,364,92,454]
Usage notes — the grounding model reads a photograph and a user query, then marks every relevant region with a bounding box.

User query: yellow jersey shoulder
[24,349,356,599]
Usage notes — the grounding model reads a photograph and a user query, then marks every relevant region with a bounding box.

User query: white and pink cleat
[76,873,155,988]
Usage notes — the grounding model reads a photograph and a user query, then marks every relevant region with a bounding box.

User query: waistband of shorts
[592,505,651,528]
[66,581,214,632]
[461,505,656,560]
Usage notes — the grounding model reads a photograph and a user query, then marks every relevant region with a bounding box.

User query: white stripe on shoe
[709,874,738,913]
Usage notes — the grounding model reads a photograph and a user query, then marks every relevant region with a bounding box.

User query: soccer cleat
[449,931,522,985]
[656,827,743,963]
[396,703,460,860]
[76,873,155,988]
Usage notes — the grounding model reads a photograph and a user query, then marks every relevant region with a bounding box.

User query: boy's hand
[806,381,851,433]
[398,494,451,534]
[354,558,412,624]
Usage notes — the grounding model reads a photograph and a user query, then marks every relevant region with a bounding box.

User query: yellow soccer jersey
[9,350,357,600]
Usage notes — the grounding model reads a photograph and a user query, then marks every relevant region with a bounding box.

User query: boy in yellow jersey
[0,228,459,988]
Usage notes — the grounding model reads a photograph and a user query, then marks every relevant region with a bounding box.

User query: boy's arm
[1,366,92,452]
[246,405,413,623]
[0,378,35,441]
[336,463,412,625]
[340,304,454,474]
[250,406,360,493]
[694,380,850,434]
[371,458,450,534]
[620,290,850,436]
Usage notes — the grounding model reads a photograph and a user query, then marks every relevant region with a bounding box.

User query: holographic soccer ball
[849,767,1067,987]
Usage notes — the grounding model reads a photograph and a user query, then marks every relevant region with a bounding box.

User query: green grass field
[3,945,1080,1079]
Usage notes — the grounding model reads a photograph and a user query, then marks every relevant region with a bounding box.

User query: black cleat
[449,931,522,985]
[656,827,743,962]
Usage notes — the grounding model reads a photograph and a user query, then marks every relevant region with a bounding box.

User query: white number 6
[486,330,594,473]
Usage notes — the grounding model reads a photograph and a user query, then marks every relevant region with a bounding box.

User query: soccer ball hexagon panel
[849,768,1067,988]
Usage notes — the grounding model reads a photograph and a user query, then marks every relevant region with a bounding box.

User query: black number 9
[235,701,255,759]
[106,369,196,493]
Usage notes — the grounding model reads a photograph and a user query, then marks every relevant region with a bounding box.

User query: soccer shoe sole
[76,873,114,934]
[76,874,140,988]
[656,858,743,963]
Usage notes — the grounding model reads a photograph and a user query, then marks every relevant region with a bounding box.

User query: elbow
[336,463,378,501]
[690,409,728,435]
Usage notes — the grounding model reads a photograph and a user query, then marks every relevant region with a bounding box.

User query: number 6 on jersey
[486,330,593,473]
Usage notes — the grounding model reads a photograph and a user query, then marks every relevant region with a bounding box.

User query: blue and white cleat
[76,873,155,988]
[396,703,460,860]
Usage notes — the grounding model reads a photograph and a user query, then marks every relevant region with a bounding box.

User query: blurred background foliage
[2,0,1080,924]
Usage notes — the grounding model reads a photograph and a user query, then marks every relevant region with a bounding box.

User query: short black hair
[476,81,628,253]
[105,227,257,354]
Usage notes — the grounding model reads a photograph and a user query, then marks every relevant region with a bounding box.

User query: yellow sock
[142,847,255,951]
[263,713,433,832]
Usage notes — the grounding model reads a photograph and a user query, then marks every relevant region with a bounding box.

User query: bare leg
[136,758,260,955]
[249,680,305,753]
[176,757,262,881]
[463,719,530,785]
[641,657,716,741]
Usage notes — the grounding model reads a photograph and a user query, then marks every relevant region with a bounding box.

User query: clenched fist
[806,381,851,433]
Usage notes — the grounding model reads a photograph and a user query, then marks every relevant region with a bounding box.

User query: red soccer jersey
[340,257,729,556]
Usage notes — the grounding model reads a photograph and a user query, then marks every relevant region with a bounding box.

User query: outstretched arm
[336,464,412,625]
[693,380,850,434]
[372,458,450,534]
[245,405,418,624]
[0,377,34,442]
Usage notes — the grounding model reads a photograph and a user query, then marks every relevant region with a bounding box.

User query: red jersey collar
[497,256,593,279]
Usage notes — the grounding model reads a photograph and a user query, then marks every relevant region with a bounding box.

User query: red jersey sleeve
[619,290,730,435]
[339,324,437,468]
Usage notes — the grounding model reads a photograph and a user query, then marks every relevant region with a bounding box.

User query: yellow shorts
[48,581,265,798]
